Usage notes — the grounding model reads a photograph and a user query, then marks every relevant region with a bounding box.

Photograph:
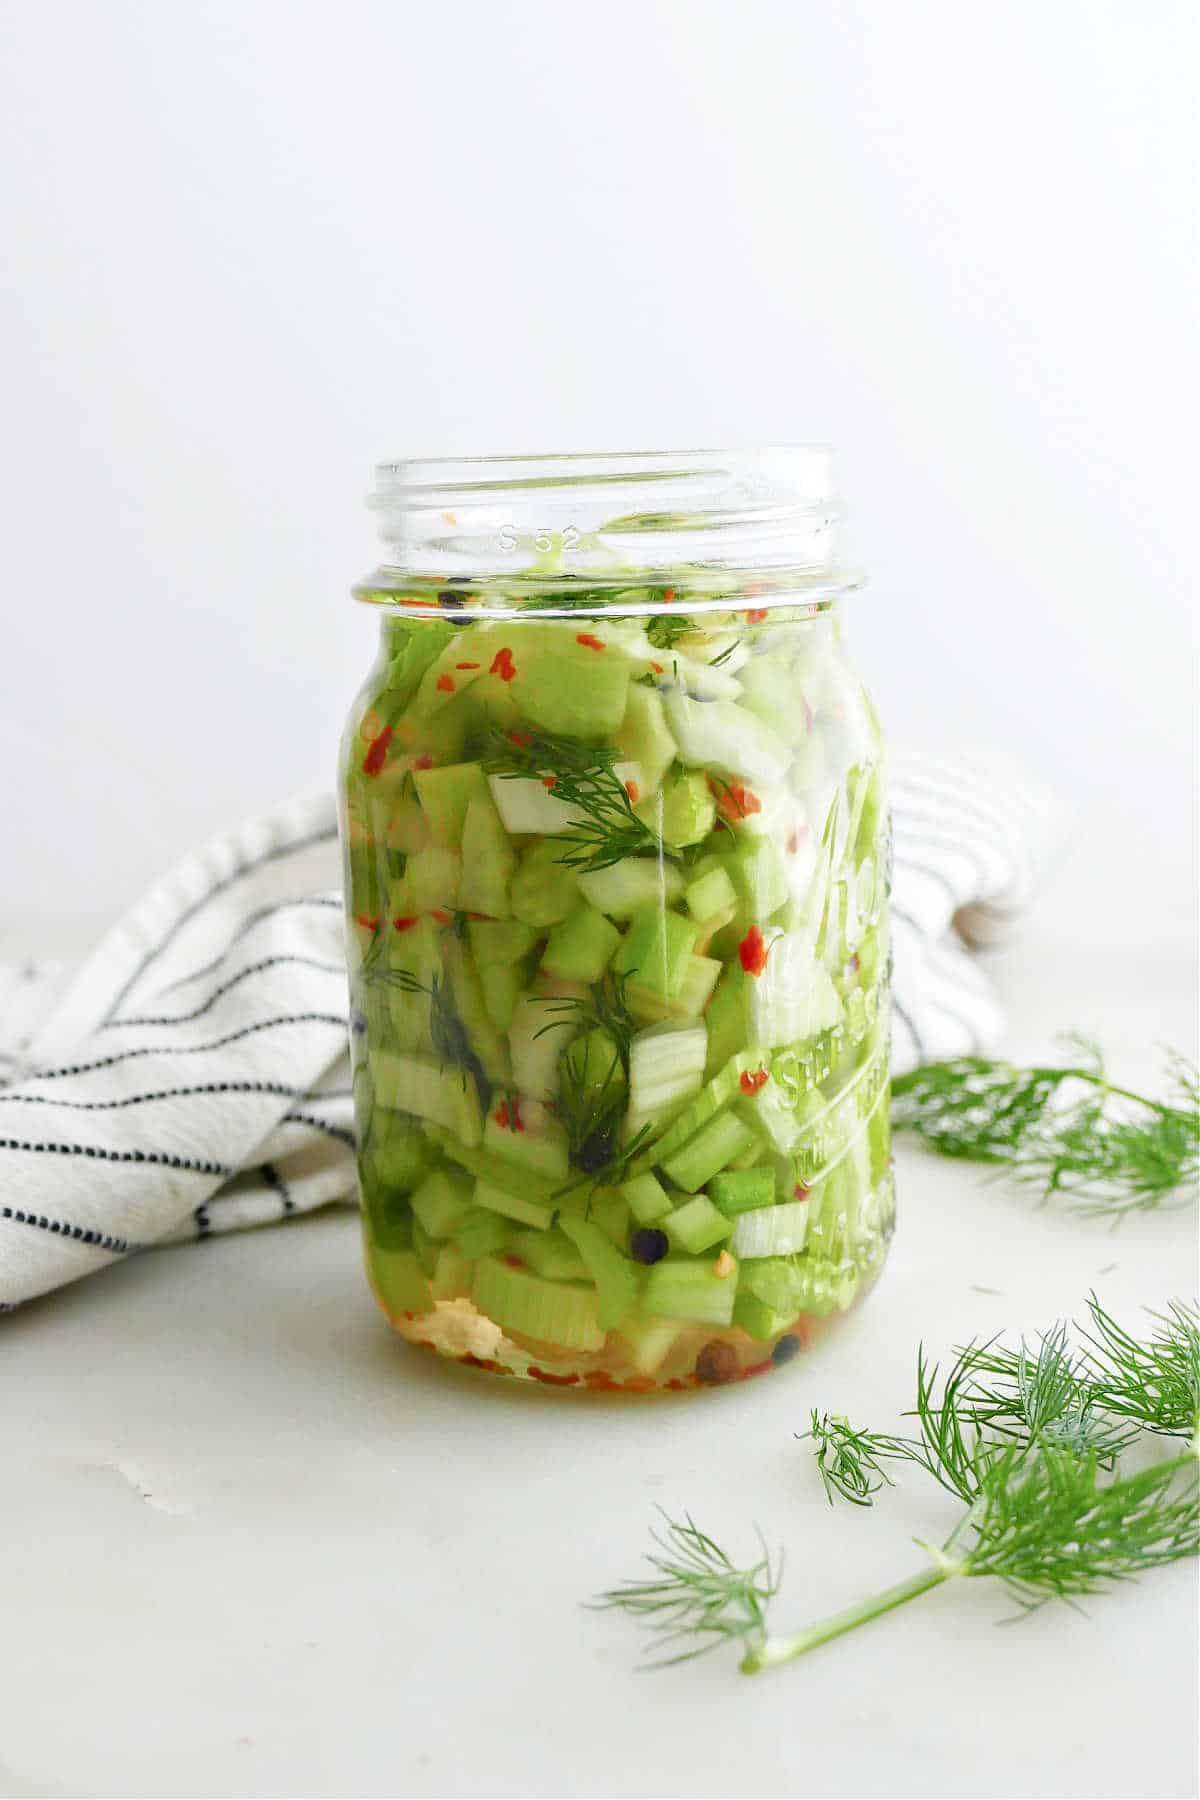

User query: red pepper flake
[392,915,418,933]
[455,661,480,670]
[712,778,761,821]
[584,1370,619,1391]
[361,725,393,778]
[739,924,769,977]
[801,695,814,731]
[494,1100,510,1128]
[508,730,532,748]
[415,752,434,770]
[625,779,640,804]
[502,1253,523,1269]
[542,775,557,789]
[490,647,517,682]
[510,1096,524,1131]
[786,831,799,854]
[431,908,451,925]
[849,952,860,973]
[739,1067,769,1095]
[621,1374,656,1393]
[575,633,605,652]
[435,674,455,693]
[794,1183,811,1201]
[743,1359,772,1380]
[355,912,381,931]
[650,660,664,675]
[662,587,676,604]
[745,608,768,625]
[528,1367,580,1386]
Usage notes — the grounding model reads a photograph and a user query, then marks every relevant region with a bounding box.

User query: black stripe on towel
[0,1137,233,1176]
[158,896,342,999]
[0,1079,303,1112]
[103,955,345,1031]
[14,1013,346,1086]
[101,823,338,1024]
[261,1162,295,1215]
[282,1110,356,1148]
[1,1204,147,1256]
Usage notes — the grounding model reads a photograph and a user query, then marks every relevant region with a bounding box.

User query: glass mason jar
[338,449,893,1391]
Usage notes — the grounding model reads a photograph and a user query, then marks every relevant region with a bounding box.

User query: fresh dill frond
[961,1442,1199,1613]
[891,1040,1199,1218]
[950,1322,1135,1466]
[645,614,694,652]
[530,973,645,1185]
[593,1510,782,1666]
[800,1411,911,1506]
[555,1029,627,1170]
[600,1303,1200,1675]
[484,728,661,872]
[366,963,490,1106]
[1079,1293,1200,1442]
[534,970,639,1071]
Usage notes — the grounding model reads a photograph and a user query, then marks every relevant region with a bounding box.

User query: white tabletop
[3,913,1197,1800]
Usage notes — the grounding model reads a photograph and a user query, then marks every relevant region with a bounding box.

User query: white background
[0,0,1195,949]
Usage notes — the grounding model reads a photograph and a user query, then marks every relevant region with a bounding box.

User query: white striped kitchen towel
[0,753,1054,1309]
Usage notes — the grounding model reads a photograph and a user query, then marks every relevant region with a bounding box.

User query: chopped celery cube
[685,864,738,925]
[588,1190,632,1248]
[366,1245,432,1318]
[733,1291,793,1342]
[663,1195,733,1254]
[542,901,622,983]
[413,761,487,848]
[407,846,462,910]
[431,1244,472,1300]
[558,1216,639,1328]
[513,1227,589,1281]
[708,1167,776,1216]
[613,905,698,998]
[409,1167,474,1239]
[641,1256,737,1327]
[452,1207,515,1260]
[621,1171,673,1225]
[660,1109,758,1192]
[473,1178,556,1231]
[472,1257,606,1350]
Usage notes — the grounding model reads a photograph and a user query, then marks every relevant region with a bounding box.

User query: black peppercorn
[771,1332,801,1367]
[630,1227,669,1266]
[575,1127,615,1174]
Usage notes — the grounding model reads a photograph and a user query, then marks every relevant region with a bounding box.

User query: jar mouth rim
[364,444,851,594]
[371,444,837,501]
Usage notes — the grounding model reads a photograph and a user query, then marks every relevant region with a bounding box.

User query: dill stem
[1050,1067,1176,1116]
[740,1560,956,1673]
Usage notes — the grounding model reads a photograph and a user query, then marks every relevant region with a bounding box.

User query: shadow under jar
[338,449,894,1391]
